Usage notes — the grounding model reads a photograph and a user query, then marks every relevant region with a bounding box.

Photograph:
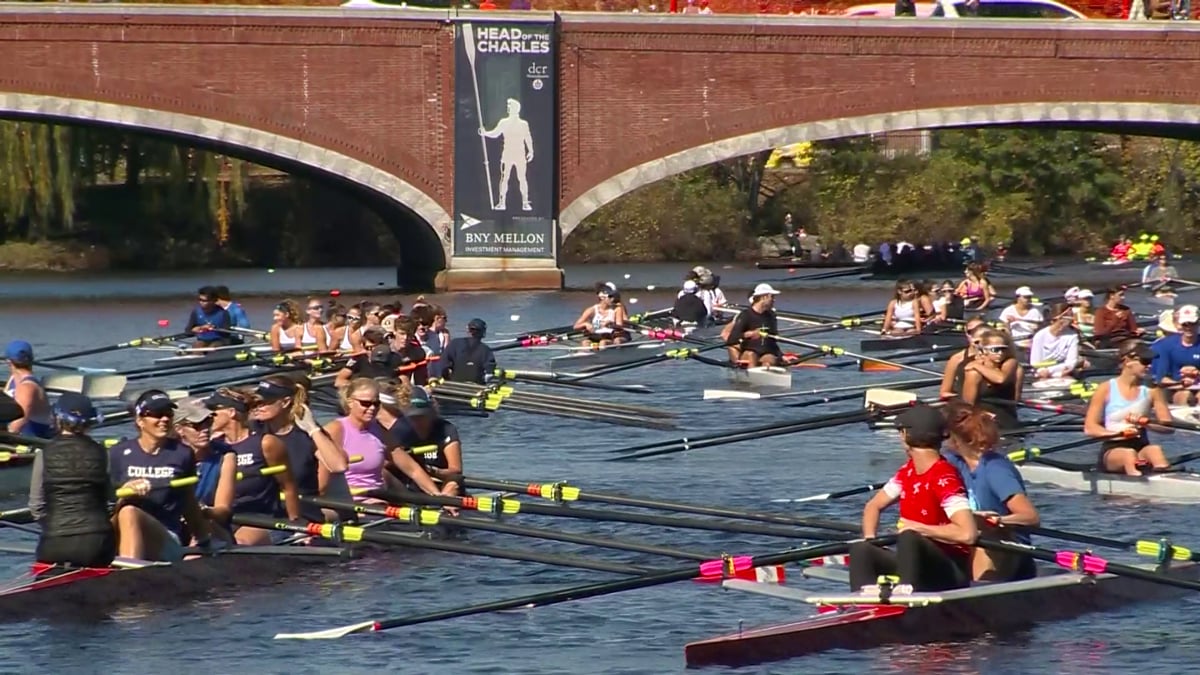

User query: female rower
[997,287,1043,344]
[323,378,443,502]
[108,390,213,561]
[849,405,977,593]
[1093,287,1144,348]
[4,340,53,438]
[326,304,350,353]
[955,264,992,311]
[1084,341,1172,476]
[172,399,227,507]
[573,284,630,346]
[207,388,302,544]
[881,280,924,336]
[30,393,116,569]
[942,402,1039,582]
[722,283,784,367]
[387,383,463,496]
[915,281,936,322]
[959,329,1023,430]
[269,300,304,353]
[251,375,349,511]
[938,316,989,399]
[930,281,954,323]
[301,297,331,352]
[338,306,366,353]
[1028,303,1081,382]
[1069,289,1095,342]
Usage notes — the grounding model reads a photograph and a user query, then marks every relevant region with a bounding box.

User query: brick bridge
[3,5,1200,289]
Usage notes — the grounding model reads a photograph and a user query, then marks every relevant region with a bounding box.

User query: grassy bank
[0,241,111,272]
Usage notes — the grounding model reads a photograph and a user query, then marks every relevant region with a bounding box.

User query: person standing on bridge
[480,98,534,212]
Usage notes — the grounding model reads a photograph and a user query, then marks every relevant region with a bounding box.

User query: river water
[0,264,1196,674]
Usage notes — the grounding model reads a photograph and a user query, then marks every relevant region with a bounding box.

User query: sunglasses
[1122,354,1152,365]
[182,418,214,430]
[140,411,173,420]
[354,398,381,409]
[307,305,323,311]
[980,345,1007,354]
[900,288,916,293]
[347,315,363,321]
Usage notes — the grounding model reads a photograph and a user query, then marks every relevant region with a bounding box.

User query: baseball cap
[1015,286,1034,297]
[893,404,947,439]
[1075,289,1094,299]
[254,379,294,402]
[404,387,436,418]
[173,399,213,425]
[467,318,487,335]
[134,389,177,417]
[4,340,32,364]
[1178,305,1199,325]
[369,344,393,362]
[750,283,781,300]
[682,280,699,294]
[1063,286,1080,301]
[54,392,99,424]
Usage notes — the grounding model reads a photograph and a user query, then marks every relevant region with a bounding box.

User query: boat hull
[684,563,1198,668]
[1018,464,1200,502]
[727,366,792,390]
[859,332,960,353]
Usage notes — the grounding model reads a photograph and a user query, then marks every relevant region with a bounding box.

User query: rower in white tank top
[277,326,298,350]
[301,323,321,347]
[339,326,354,352]
[892,300,917,330]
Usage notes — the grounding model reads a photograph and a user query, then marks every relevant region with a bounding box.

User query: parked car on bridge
[842,0,1086,17]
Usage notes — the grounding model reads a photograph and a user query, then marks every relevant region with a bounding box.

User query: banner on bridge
[453,19,557,259]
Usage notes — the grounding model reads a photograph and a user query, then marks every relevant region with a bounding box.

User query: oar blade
[42,373,85,393]
[83,374,128,399]
[859,359,902,373]
[274,620,377,640]
[702,390,762,401]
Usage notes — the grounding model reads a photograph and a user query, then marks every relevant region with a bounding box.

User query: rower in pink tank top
[337,416,388,499]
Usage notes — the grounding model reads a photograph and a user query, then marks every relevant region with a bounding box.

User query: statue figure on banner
[480,98,534,211]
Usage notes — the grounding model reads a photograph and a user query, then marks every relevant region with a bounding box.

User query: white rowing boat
[1169,405,1200,425]
[727,366,792,390]
[1018,463,1200,502]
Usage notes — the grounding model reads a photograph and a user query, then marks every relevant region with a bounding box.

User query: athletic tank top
[301,323,321,347]
[976,364,1019,429]
[591,305,616,333]
[952,350,969,395]
[964,280,984,298]
[229,433,280,516]
[892,300,917,326]
[277,325,298,349]
[5,374,54,439]
[339,327,354,352]
[338,417,388,497]
[1103,378,1151,432]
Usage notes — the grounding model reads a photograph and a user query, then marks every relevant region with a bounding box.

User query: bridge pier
[437,257,564,291]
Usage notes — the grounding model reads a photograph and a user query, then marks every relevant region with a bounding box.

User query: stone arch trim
[558,102,1200,239]
[0,93,453,259]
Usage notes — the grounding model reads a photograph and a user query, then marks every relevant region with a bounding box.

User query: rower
[1085,341,1172,476]
[849,405,977,593]
[938,316,989,399]
[251,375,348,518]
[959,329,1022,430]
[722,284,786,367]
[108,390,213,561]
[323,378,443,502]
[187,286,232,348]
[172,399,227,507]
[269,300,304,353]
[335,327,396,389]
[694,268,728,319]
[1093,287,1145,348]
[213,285,251,344]
[1110,236,1132,262]
[1152,304,1200,406]
[440,318,497,385]
[391,319,430,387]
[301,297,331,353]
[997,287,1043,345]
[954,264,992,311]
[931,281,963,324]
[1028,303,1081,382]
[672,280,709,327]
[941,401,1039,582]
[389,386,463,496]
[881,280,923,336]
[1143,255,1178,287]
[29,393,116,569]
[207,388,302,544]
[4,340,54,438]
[1067,288,1095,342]
[573,284,630,346]
[338,306,366,354]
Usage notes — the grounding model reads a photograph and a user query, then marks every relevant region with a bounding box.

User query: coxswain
[214,285,251,344]
[941,402,1039,582]
[954,264,992,311]
[881,280,924,336]
[207,388,302,544]
[959,329,1023,429]
[390,319,430,386]
[187,286,232,348]
[673,280,710,327]
[172,399,227,507]
[1086,341,1172,475]
[997,287,1043,344]
[28,393,116,569]
[721,283,785,367]
[574,284,630,346]
[269,300,304,353]
[1093,287,1145,348]
[336,339,401,389]
[441,318,497,385]
[323,378,443,502]
[931,281,964,323]
[1151,304,1200,406]
[938,316,989,399]
[4,340,54,438]
[108,390,213,561]
[849,405,977,592]
[388,385,464,496]
[1028,303,1081,381]
[301,297,331,352]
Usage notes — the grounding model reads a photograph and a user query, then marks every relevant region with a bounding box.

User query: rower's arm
[387,448,441,496]
[912,304,924,334]
[572,308,594,331]
[880,301,896,333]
[922,508,978,546]
[315,324,329,353]
[209,453,238,523]
[939,352,963,398]
[1083,382,1113,437]
[27,450,45,521]
[613,306,628,328]
[979,283,993,308]
[1150,387,1176,431]
[263,435,302,521]
[309,423,349,474]
[270,324,283,352]
[182,476,213,542]
[333,365,355,390]
[860,489,896,538]
[997,492,1039,528]
[6,381,34,433]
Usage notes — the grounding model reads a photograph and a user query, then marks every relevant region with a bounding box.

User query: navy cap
[135,390,177,417]
[893,404,947,439]
[54,393,99,424]
[467,319,487,335]
[254,380,294,403]
[404,387,436,418]
[370,344,393,362]
[4,340,32,364]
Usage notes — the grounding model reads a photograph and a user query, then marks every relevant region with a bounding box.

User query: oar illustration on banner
[461,22,495,209]
[271,536,893,640]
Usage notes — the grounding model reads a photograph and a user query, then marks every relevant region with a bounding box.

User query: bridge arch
[0,92,452,271]
[558,101,1200,240]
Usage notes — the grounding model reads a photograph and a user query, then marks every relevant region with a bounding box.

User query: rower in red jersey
[849,404,978,593]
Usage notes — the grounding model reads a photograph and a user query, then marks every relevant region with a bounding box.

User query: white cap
[1076,288,1094,299]
[1064,286,1080,301]
[1015,286,1034,297]
[750,283,781,301]
[682,280,698,294]
[1178,305,1199,325]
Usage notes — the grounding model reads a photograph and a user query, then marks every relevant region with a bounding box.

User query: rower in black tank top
[269,426,326,522]
[951,349,969,396]
[229,434,281,517]
[976,375,1019,430]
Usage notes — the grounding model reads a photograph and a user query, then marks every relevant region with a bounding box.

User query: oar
[460,476,860,534]
[777,339,942,377]
[975,539,1200,593]
[231,513,654,575]
[271,536,892,640]
[770,482,886,503]
[36,333,191,363]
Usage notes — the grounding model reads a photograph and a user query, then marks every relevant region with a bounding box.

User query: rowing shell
[1018,463,1200,502]
[1170,405,1200,425]
[727,366,792,390]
